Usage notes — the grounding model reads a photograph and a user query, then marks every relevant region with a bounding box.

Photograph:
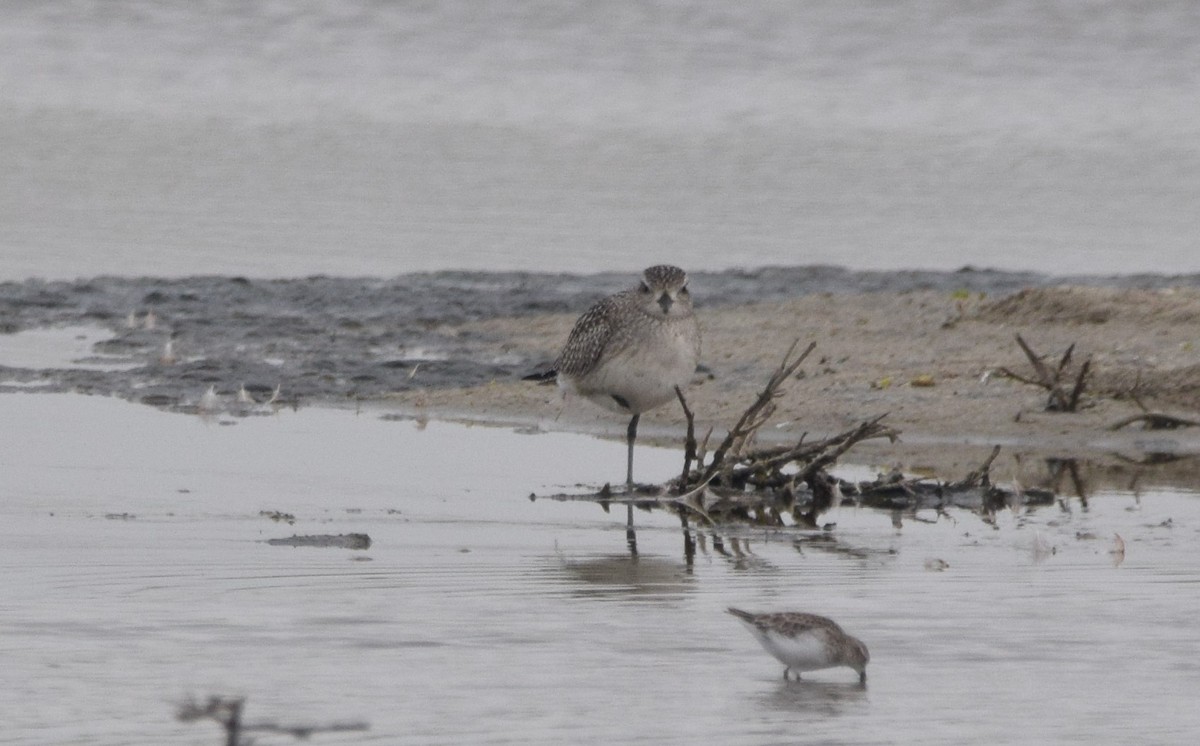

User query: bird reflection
[761,678,868,715]
[554,552,695,600]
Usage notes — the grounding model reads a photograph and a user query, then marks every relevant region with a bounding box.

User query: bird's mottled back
[730,609,849,638]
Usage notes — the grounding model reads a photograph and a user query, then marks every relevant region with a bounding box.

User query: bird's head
[635,265,694,319]
[844,634,870,684]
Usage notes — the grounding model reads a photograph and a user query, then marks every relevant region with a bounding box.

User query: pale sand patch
[382,286,1200,480]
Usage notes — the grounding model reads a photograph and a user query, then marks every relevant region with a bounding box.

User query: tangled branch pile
[666,340,897,526]
[535,340,1055,529]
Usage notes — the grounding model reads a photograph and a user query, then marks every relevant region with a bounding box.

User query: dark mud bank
[2,267,1198,413]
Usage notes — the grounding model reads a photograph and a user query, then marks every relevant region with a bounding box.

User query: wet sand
[3,271,1199,486]
[394,284,1200,484]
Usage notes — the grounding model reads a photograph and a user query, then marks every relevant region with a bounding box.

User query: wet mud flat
[0,265,1196,403]
[3,266,1200,494]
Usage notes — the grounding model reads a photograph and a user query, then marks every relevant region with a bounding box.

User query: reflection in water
[696,532,777,573]
[541,444,1200,573]
[591,521,894,569]
[573,514,902,570]
[761,679,868,717]
[553,553,696,600]
[1045,457,1089,506]
[8,395,1200,744]
[697,527,890,569]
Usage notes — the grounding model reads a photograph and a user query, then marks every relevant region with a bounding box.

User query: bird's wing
[771,613,844,638]
[555,294,623,377]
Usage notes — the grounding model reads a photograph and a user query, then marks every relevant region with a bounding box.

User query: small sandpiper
[727,607,870,683]
[528,265,701,509]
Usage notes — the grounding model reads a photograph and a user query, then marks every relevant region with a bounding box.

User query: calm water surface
[3,1,1200,280]
[2,394,1198,744]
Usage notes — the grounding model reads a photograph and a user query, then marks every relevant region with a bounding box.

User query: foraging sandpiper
[727,607,870,683]
[528,265,701,518]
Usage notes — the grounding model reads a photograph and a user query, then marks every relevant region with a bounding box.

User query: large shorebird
[527,265,701,528]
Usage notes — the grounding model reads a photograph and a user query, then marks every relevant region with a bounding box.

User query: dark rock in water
[266,533,371,550]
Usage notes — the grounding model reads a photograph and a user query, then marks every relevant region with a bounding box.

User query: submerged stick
[177,696,368,745]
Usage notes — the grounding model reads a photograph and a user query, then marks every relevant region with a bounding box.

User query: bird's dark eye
[639,282,651,294]
[680,286,689,296]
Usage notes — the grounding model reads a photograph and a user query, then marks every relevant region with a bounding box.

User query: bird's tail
[726,607,756,623]
[522,368,558,384]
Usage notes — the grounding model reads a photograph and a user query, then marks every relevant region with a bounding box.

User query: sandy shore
[3,274,1199,484]
[387,285,1200,479]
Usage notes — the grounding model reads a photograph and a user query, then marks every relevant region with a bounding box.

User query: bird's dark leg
[625,413,639,494]
[626,413,639,556]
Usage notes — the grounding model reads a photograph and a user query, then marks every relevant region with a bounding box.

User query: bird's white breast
[739,622,835,672]
[560,315,698,415]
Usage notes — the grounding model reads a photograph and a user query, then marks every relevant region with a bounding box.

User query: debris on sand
[997,334,1090,412]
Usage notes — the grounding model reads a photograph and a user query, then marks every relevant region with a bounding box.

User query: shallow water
[3,394,1199,744]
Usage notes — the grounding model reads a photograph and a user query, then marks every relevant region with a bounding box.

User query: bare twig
[1000,335,1090,412]
[1054,342,1075,380]
[948,445,1002,490]
[1067,358,1090,411]
[1016,334,1055,389]
[674,385,697,493]
[799,415,895,477]
[701,339,816,484]
[695,426,713,472]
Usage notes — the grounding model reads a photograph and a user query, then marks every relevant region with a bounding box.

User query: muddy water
[2,394,1198,744]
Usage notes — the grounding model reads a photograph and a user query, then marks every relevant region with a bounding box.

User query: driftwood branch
[533,440,1060,527]
[1067,358,1090,411]
[949,444,1002,490]
[532,340,901,526]
[532,341,1070,531]
[1109,412,1200,431]
[852,445,1054,515]
[998,334,1091,412]
[701,339,816,485]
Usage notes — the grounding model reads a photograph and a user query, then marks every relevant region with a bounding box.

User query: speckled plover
[528,265,701,526]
